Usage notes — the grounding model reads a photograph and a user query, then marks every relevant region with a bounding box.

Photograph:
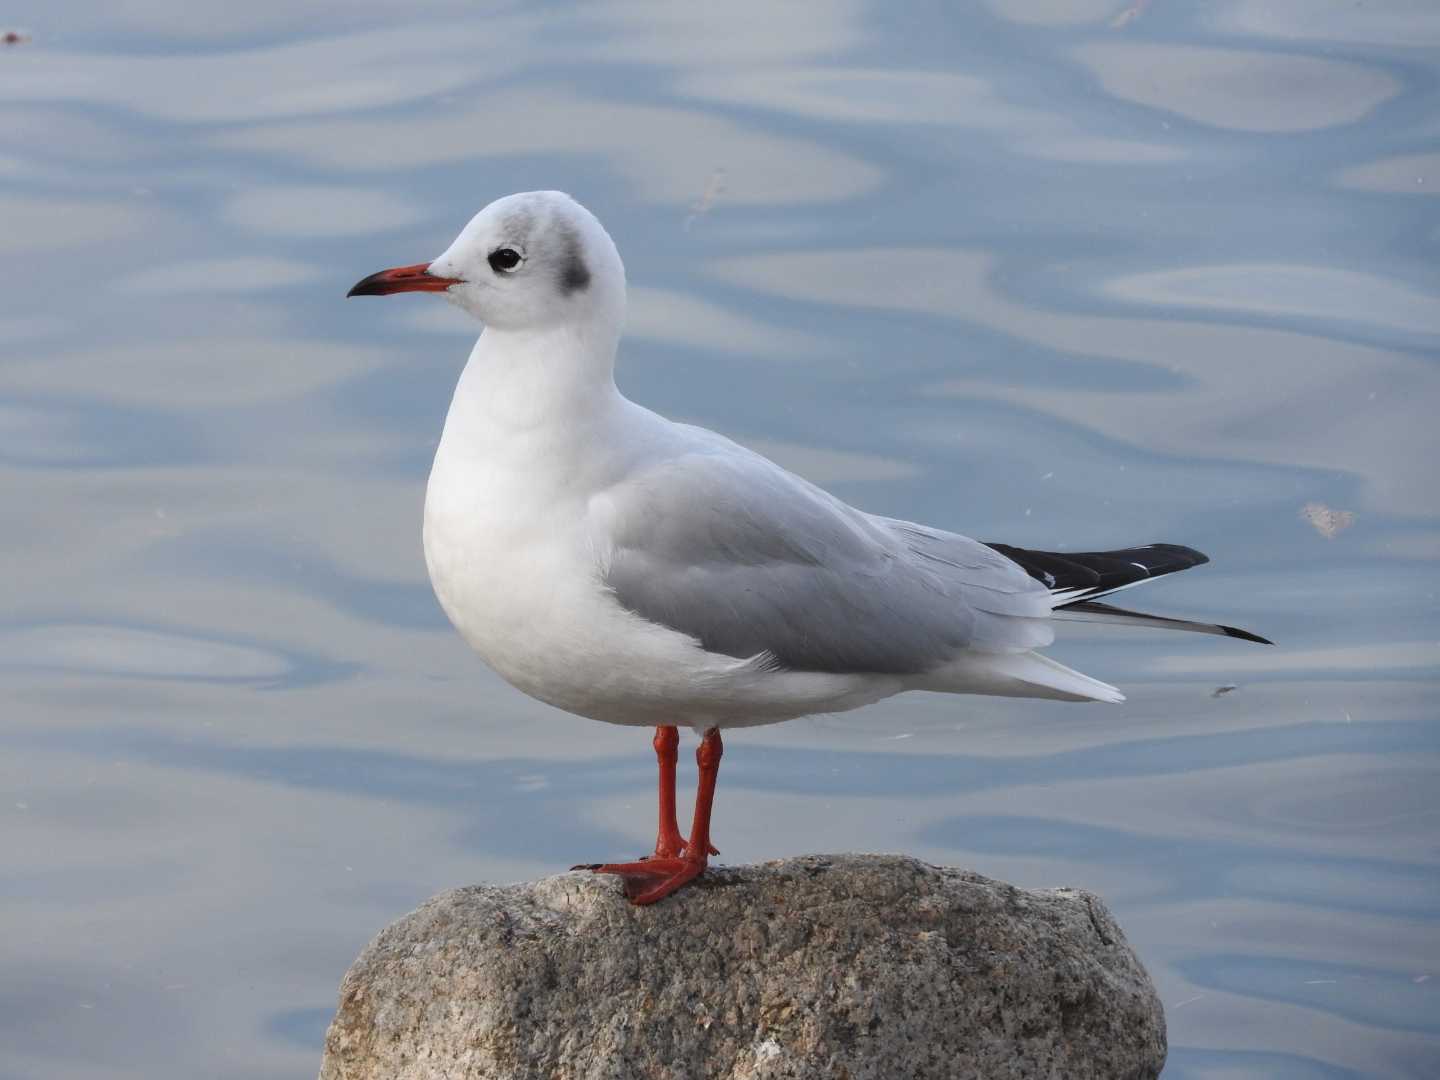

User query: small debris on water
[1301,502,1355,539]
[1111,0,1151,29]
[1211,685,1237,698]
[683,168,726,231]
[2,30,29,45]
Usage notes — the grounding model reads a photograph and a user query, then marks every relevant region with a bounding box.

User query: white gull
[347,190,1268,904]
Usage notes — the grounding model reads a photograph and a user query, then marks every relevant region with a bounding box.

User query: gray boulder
[320,854,1165,1080]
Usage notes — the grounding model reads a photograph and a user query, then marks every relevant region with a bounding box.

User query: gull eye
[488,247,523,273]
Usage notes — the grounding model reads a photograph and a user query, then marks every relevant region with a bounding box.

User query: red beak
[347,263,462,297]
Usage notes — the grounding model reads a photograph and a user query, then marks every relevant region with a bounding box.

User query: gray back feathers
[600,442,1052,675]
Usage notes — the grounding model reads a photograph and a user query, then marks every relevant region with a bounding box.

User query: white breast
[423,439,894,729]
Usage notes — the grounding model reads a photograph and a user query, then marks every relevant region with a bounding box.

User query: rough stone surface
[319,854,1166,1080]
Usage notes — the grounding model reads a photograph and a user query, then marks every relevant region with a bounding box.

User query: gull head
[347,190,625,332]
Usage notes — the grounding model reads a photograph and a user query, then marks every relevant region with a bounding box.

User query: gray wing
[596,443,1054,675]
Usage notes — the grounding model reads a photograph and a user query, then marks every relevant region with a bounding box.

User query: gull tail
[984,540,1272,645]
[921,650,1126,704]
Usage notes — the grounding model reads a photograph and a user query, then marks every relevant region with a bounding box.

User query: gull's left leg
[579,727,724,905]
[652,725,685,859]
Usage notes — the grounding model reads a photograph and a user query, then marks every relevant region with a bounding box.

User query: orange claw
[586,855,706,905]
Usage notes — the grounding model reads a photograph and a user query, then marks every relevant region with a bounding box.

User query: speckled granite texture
[320,854,1165,1080]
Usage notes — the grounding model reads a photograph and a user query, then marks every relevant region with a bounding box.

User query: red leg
[652,725,684,859]
[583,728,724,905]
[683,727,723,864]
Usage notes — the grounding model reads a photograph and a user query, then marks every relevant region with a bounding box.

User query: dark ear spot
[557,227,591,295]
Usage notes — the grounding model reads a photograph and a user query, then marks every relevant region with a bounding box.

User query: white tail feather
[919,649,1125,703]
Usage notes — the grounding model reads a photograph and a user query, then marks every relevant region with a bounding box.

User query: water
[2,3,1437,1077]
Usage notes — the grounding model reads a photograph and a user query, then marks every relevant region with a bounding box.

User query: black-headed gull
[348,191,1269,904]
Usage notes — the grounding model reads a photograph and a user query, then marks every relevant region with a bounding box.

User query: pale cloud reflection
[0,20,532,122]
[678,66,1186,166]
[216,93,884,206]
[0,107,152,169]
[1226,859,1438,914]
[1104,263,1440,339]
[9,0,865,61]
[680,68,1034,127]
[5,339,393,407]
[1366,531,1440,561]
[1,733,524,1080]
[1131,900,1440,977]
[1073,43,1399,133]
[2,15,883,202]
[1211,0,1440,49]
[593,0,864,64]
[0,315,67,343]
[905,407,1285,517]
[625,286,824,356]
[0,403,120,466]
[706,248,1439,516]
[1022,136,1183,165]
[931,750,1439,866]
[223,185,423,238]
[1158,985,1432,1078]
[1336,152,1440,196]
[984,0,1123,26]
[118,256,322,294]
[0,624,293,681]
[1154,641,1438,675]
[0,193,161,253]
[31,0,475,40]
[1,461,452,686]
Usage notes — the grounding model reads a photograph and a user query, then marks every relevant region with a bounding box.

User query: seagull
[347,191,1270,905]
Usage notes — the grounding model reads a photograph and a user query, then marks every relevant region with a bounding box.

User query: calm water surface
[2,3,1438,1077]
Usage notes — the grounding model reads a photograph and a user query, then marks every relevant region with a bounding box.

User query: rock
[319,854,1166,1080]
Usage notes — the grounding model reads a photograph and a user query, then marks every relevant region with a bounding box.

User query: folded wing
[596,443,1054,675]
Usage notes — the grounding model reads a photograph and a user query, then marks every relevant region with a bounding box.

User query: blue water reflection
[2,1,1436,1077]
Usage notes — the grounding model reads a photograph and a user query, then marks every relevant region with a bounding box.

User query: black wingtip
[1146,542,1210,568]
[1221,625,1274,645]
